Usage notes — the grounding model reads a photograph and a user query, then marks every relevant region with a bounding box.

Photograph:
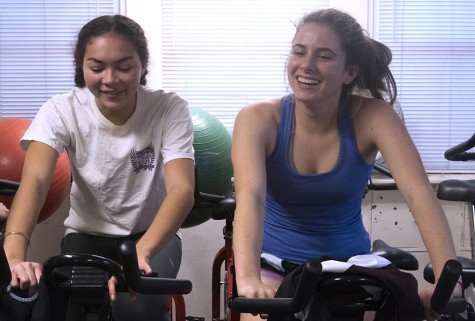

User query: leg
[112,234,182,321]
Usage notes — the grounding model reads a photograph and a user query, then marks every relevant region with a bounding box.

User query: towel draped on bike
[268,257,425,321]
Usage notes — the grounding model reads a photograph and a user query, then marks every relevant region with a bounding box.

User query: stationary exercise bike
[0,178,192,321]
[205,163,464,321]
[0,237,192,321]
[424,133,475,320]
[231,258,463,320]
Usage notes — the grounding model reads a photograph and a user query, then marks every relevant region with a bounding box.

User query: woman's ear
[343,65,359,85]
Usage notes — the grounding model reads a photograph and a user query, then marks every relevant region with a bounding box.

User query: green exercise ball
[181,108,234,228]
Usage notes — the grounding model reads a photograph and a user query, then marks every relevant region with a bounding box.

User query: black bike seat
[371,239,419,270]
[437,179,475,203]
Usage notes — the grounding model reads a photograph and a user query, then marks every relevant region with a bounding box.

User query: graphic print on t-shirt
[130,143,156,173]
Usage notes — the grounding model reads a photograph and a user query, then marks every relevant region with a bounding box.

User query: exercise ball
[0,118,71,224]
[182,108,233,228]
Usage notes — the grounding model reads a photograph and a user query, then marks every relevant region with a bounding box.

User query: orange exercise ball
[0,118,71,224]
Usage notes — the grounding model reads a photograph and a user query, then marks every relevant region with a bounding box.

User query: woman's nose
[300,56,316,71]
[103,69,118,84]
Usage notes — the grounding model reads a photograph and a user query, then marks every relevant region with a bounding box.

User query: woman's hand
[107,251,152,302]
[419,280,463,321]
[0,202,9,230]
[237,276,278,319]
[9,259,42,297]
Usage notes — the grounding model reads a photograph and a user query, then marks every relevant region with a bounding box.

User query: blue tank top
[262,94,373,264]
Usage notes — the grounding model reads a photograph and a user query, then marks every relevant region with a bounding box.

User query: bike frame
[212,215,238,321]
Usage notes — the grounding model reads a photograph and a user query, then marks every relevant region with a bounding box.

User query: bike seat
[371,239,419,270]
[437,179,475,203]
[210,197,235,221]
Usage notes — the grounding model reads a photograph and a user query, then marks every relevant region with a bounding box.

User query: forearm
[233,193,265,281]
[4,182,48,262]
[137,185,194,259]
[411,194,457,279]
[4,141,59,262]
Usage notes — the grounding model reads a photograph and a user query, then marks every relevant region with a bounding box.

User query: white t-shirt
[21,86,194,236]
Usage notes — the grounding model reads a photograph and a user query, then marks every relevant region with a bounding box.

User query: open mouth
[297,76,320,86]
[102,90,123,98]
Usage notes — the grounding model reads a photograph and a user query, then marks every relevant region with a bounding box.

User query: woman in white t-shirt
[3,15,195,321]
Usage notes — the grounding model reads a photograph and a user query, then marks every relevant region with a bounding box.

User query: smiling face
[83,33,145,125]
[287,23,357,106]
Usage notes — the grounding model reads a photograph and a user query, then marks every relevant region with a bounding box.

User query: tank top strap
[273,94,295,158]
[337,97,358,163]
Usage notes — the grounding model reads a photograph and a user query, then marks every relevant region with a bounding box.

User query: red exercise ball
[0,118,71,224]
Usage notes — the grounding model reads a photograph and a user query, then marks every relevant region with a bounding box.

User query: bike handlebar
[373,163,393,178]
[0,178,20,196]
[2,179,192,295]
[42,240,192,295]
[431,259,465,315]
[232,259,321,314]
[366,163,398,192]
[232,259,465,316]
[119,241,192,294]
[444,133,475,161]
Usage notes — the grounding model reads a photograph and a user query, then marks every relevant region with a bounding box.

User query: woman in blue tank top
[232,8,460,321]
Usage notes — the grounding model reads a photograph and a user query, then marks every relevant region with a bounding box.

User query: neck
[294,98,340,134]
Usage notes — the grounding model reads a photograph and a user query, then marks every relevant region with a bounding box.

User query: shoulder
[140,87,187,107]
[235,97,281,129]
[34,88,89,121]
[44,87,87,106]
[351,95,393,114]
[233,98,283,156]
[139,87,190,118]
[351,96,402,129]
[351,96,409,150]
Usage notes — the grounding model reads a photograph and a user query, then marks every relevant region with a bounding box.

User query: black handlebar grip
[231,259,322,314]
[232,297,296,314]
[366,183,398,191]
[430,259,462,315]
[0,178,20,190]
[0,178,20,196]
[119,241,192,295]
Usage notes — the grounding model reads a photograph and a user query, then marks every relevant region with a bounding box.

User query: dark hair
[73,15,149,87]
[294,8,397,105]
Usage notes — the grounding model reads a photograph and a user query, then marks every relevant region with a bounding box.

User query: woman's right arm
[231,100,279,299]
[4,141,60,294]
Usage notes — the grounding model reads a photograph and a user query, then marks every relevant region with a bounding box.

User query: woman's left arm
[368,102,456,278]
[136,158,195,270]
[362,100,460,318]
